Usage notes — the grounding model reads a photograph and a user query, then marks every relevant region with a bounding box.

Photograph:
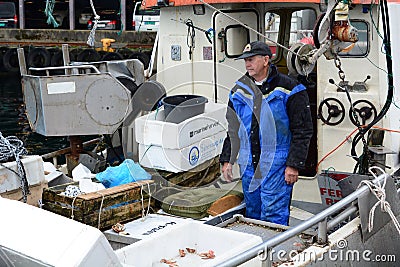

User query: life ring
[102,52,123,61]
[129,52,150,69]
[27,47,51,68]
[77,48,101,62]
[0,46,9,72]
[2,48,20,72]
[117,48,133,59]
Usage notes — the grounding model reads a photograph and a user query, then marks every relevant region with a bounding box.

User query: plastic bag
[96,159,151,188]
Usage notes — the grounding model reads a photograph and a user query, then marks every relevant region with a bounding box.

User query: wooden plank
[78,180,154,200]
[43,202,84,221]
[81,199,155,229]
[43,197,155,230]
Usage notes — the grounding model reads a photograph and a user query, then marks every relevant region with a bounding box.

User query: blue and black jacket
[220,64,313,176]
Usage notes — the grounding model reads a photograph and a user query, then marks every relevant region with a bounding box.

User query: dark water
[0,72,69,155]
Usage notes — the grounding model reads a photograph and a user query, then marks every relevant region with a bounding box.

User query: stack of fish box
[135,102,227,173]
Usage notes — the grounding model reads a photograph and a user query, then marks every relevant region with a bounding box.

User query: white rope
[96,191,105,229]
[87,0,100,47]
[140,181,152,221]
[0,132,29,202]
[140,184,145,218]
[358,166,400,235]
[146,182,151,216]
[70,194,79,220]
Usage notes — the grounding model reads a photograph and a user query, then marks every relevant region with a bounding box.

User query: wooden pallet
[42,180,155,230]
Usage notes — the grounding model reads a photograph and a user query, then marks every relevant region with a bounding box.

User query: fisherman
[220,41,313,225]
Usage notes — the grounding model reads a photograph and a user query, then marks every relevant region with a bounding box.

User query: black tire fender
[0,46,10,71]
[129,52,150,69]
[77,48,101,62]
[2,48,19,72]
[117,48,133,59]
[27,47,51,68]
[102,52,124,61]
[50,50,64,66]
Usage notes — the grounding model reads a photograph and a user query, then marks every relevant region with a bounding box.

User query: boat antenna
[197,0,300,57]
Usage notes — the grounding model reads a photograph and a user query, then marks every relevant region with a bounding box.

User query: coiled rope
[0,132,29,202]
[87,0,100,47]
[358,166,400,235]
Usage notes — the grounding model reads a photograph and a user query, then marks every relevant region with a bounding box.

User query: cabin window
[265,12,279,58]
[265,9,316,59]
[289,9,316,46]
[338,20,369,57]
[224,24,250,58]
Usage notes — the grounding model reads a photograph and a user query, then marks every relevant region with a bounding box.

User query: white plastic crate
[0,155,45,193]
[138,130,226,172]
[135,102,227,149]
[116,221,263,267]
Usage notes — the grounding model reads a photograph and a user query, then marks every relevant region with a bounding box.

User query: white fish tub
[116,221,263,267]
[135,102,227,149]
[0,197,121,267]
[138,130,226,173]
[0,155,45,193]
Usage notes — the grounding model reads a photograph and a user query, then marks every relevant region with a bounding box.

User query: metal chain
[334,54,369,170]
[334,56,346,82]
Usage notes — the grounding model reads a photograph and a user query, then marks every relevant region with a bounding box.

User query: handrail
[41,138,102,160]
[41,138,102,167]
[28,65,101,76]
[215,173,390,267]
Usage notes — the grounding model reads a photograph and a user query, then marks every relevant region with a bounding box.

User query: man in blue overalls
[220,41,313,225]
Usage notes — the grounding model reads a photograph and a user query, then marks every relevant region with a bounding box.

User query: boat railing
[216,172,396,267]
[27,65,102,76]
[40,137,102,168]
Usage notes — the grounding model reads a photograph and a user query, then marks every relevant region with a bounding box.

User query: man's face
[244,55,269,80]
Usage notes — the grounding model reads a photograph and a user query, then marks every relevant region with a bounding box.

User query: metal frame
[215,173,395,267]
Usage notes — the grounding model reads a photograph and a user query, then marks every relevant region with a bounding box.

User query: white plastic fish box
[116,221,263,267]
[0,155,45,194]
[135,102,227,149]
[0,197,121,267]
[138,130,226,173]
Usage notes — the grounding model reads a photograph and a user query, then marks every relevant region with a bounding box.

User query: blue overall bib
[230,79,306,225]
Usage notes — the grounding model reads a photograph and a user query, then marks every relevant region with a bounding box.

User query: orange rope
[316,125,400,171]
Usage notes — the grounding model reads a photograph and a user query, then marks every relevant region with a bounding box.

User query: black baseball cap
[236,41,273,59]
